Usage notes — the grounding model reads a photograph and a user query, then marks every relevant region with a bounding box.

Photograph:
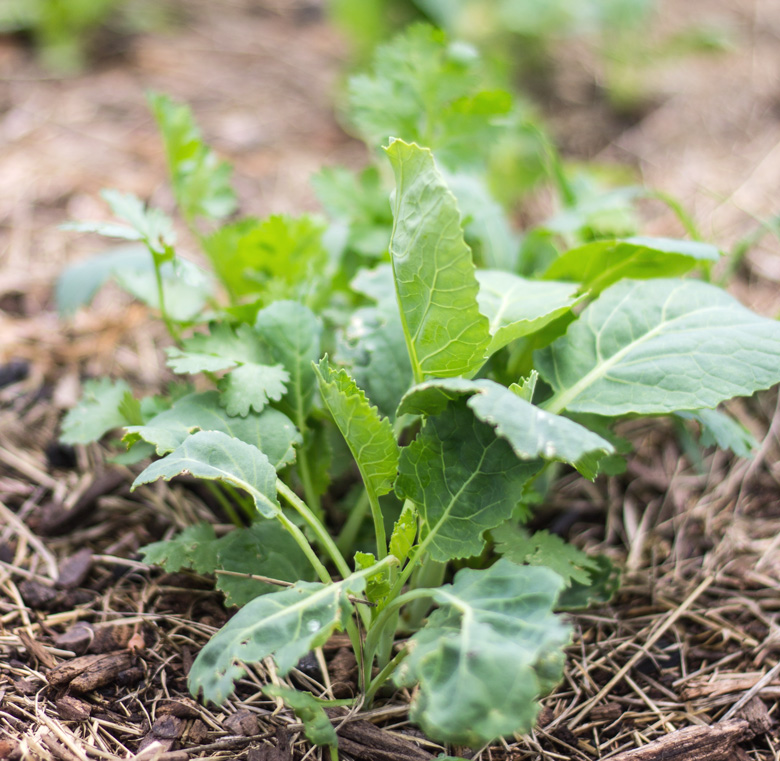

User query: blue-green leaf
[397,560,569,746]
[132,430,280,519]
[262,686,338,747]
[61,378,132,444]
[539,278,780,415]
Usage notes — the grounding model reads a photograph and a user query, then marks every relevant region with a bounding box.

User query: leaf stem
[335,489,370,556]
[276,479,352,581]
[364,646,409,706]
[152,257,180,342]
[275,512,332,585]
[204,482,243,527]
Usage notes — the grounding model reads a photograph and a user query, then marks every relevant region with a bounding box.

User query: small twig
[721,661,780,721]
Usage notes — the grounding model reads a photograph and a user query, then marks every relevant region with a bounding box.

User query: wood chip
[56,548,93,589]
[47,650,134,691]
[56,696,92,722]
[223,710,259,737]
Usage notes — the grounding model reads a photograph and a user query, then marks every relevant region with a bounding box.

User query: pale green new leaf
[189,576,363,704]
[220,362,290,417]
[354,551,392,607]
[314,358,399,497]
[544,237,720,294]
[476,271,583,355]
[398,378,613,479]
[99,189,176,257]
[395,402,541,561]
[538,278,780,416]
[262,686,337,748]
[148,92,237,222]
[389,503,417,564]
[385,139,490,380]
[61,378,132,444]
[132,430,280,519]
[396,560,569,746]
[491,523,599,587]
[124,391,300,470]
[255,301,322,424]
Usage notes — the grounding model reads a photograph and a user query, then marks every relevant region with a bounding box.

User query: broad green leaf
[148,92,237,222]
[476,271,583,355]
[55,244,152,317]
[678,408,757,458]
[61,378,132,444]
[314,359,399,497]
[389,503,417,564]
[140,522,313,607]
[189,575,365,704]
[491,523,599,587]
[220,363,290,417]
[132,430,280,519]
[538,278,780,416]
[543,237,720,295]
[262,686,337,747]
[395,402,541,561]
[255,301,322,425]
[124,391,300,470]
[385,140,490,380]
[398,378,613,479]
[396,560,569,746]
[350,264,396,307]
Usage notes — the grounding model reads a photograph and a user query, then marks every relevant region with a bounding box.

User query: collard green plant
[60,79,780,751]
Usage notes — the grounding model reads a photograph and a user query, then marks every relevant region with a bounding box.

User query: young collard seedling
[58,37,776,750]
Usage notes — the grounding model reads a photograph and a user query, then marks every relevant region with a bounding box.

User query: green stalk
[276,479,351,581]
[364,647,409,706]
[402,557,445,630]
[296,446,323,521]
[152,258,180,342]
[204,482,243,527]
[335,489,370,555]
[276,512,332,585]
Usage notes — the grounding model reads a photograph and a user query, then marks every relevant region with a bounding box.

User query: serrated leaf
[510,371,538,403]
[398,378,613,479]
[189,575,365,704]
[389,503,417,564]
[314,359,399,497]
[544,237,720,295]
[148,92,237,222]
[338,303,413,421]
[141,523,219,574]
[538,278,780,416]
[476,271,583,355]
[262,686,338,747]
[61,378,132,445]
[124,391,300,470]
[557,554,621,610]
[168,322,266,373]
[396,560,569,746]
[132,430,280,519]
[678,408,757,458]
[491,524,599,587]
[395,402,541,561]
[55,244,152,317]
[385,140,490,380]
[219,362,290,417]
[255,301,322,425]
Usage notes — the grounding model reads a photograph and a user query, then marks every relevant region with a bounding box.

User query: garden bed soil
[1,1,780,759]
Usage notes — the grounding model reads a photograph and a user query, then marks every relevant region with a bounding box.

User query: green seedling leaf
[491,523,599,587]
[557,554,621,610]
[544,237,720,295]
[385,139,490,381]
[397,560,569,746]
[189,575,365,704]
[389,503,417,564]
[263,686,338,748]
[476,271,583,355]
[61,378,132,444]
[141,522,313,607]
[148,92,237,222]
[255,301,322,425]
[510,371,538,403]
[132,430,280,519]
[395,401,541,561]
[220,363,290,417]
[99,189,176,257]
[398,378,613,479]
[167,322,265,372]
[678,408,757,458]
[55,244,152,317]
[354,551,392,607]
[124,391,300,470]
[314,358,400,497]
[539,278,780,416]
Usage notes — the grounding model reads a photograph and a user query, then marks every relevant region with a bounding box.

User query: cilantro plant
[59,35,780,751]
